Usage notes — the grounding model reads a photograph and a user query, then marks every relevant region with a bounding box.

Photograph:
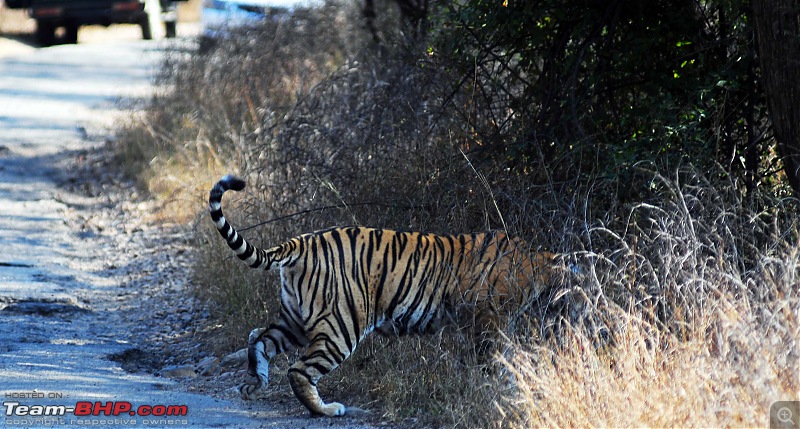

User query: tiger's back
[209,176,556,416]
[273,227,552,337]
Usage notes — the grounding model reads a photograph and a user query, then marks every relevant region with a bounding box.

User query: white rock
[160,364,197,379]
[220,348,247,368]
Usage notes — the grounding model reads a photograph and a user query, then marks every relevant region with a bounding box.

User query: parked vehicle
[4,0,187,46]
[201,0,321,38]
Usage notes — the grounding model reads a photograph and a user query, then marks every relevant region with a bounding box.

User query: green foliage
[430,0,772,199]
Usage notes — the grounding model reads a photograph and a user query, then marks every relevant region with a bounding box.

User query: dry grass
[111,2,800,427]
[114,1,362,222]
[503,279,799,427]
[500,170,800,428]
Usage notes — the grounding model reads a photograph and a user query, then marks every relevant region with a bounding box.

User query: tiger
[209,175,557,417]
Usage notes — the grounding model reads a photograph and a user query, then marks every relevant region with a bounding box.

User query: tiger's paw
[238,376,269,401]
[315,403,372,417]
[314,401,346,417]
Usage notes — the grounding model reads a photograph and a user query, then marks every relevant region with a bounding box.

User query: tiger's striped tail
[209,175,276,270]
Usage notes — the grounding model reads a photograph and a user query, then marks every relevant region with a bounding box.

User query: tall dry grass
[500,169,800,428]
[115,1,364,222]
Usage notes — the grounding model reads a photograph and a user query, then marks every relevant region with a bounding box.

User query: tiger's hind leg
[474,307,502,361]
[239,318,307,401]
[287,337,350,417]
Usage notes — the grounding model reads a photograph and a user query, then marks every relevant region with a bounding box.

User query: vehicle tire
[64,23,79,44]
[165,21,177,38]
[140,18,153,40]
[35,19,56,47]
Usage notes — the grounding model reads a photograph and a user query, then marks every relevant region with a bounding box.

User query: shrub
[112,1,800,427]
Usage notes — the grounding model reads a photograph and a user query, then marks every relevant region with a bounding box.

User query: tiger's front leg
[238,328,270,400]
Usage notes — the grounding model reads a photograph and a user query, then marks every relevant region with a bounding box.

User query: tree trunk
[752,0,800,198]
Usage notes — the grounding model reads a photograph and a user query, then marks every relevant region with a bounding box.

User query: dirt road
[0,29,377,429]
